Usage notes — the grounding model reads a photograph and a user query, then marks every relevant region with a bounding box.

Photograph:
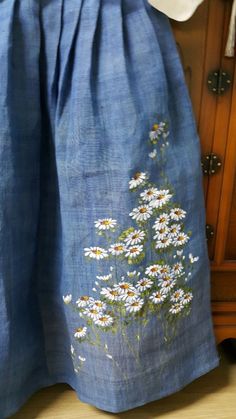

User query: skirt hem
[2,355,220,417]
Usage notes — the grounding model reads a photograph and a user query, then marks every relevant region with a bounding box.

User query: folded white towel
[148,0,205,21]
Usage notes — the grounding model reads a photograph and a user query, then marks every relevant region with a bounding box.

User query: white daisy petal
[170,289,185,303]
[169,302,184,314]
[129,172,148,190]
[125,244,143,259]
[94,218,117,231]
[74,326,87,339]
[136,278,154,292]
[129,205,153,222]
[63,294,72,304]
[172,233,190,247]
[109,243,126,256]
[96,274,112,281]
[149,289,167,304]
[100,287,120,302]
[149,190,173,209]
[140,187,159,202]
[170,208,186,221]
[84,246,109,260]
[94,314,114,327]
[125,297,144,313]
[124,229,146,246]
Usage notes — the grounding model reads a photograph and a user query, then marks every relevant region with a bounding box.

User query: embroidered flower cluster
[63,118,199,374]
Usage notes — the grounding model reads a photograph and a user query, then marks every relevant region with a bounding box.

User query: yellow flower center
[99,316,108,322]
[101,220,111,225]
[115,245,123,251]
[81,296,89,301]
[90,309,99,314]
[95,302,103,307]
[130,247,138,253]
[139,207,147,213]
[93,249,102,255]
[134,172,141,180]
[120,284,130,289]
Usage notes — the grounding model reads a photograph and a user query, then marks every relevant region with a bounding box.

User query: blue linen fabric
[0,0,220,416]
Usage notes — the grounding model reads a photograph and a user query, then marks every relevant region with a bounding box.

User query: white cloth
[148,0,205,21]
[225,0,236,57]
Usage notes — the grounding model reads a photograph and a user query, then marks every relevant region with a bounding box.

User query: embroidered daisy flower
[63,294,72,304]
[170,208,186,221]
[119,289,140,302]
[78,355,86,362]
[160,279,177,293]
[83,307,101,320]
[100,287,120,302]
[158,271,174,282]
[94,314,114,327]
[94,218,117,231]
[172,262,184,275]
[170,289,185,303]
[109,243,126,256]
[76,295,93,308]
[96,274,112,281]
[153,226,170,240]
[124,229,146,246]
[129,172,148,190]
[129,205,153,222]
[158,274,175,289]
[149,122,166,142]
[84,246,108,260]
[149,149,157,159]
[181,292,193,305]
[127,270,141,278]
[136,278,154,292]
[149,289,167,304]
[153,213,170,230]
[189,253,199,263]
[125,297,144,313]
[149,189,173,209]
[90,300,107,311]
[140,187,159,202]
[155,236,172,249]
[169,223,181,236]
[125,244,143,259]
[74,326,87,339]
[145,264,162,277]
[158,264,171,276]
[113,282,136,294]
[172,233,190,247]
[169,302,184,314]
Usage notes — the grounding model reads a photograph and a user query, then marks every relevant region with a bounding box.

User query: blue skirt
[0,0,220,416]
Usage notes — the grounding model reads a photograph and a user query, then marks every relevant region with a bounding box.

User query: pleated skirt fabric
[0,0,220,416]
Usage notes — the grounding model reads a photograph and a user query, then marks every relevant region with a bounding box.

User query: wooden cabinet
[171,0,236,343]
